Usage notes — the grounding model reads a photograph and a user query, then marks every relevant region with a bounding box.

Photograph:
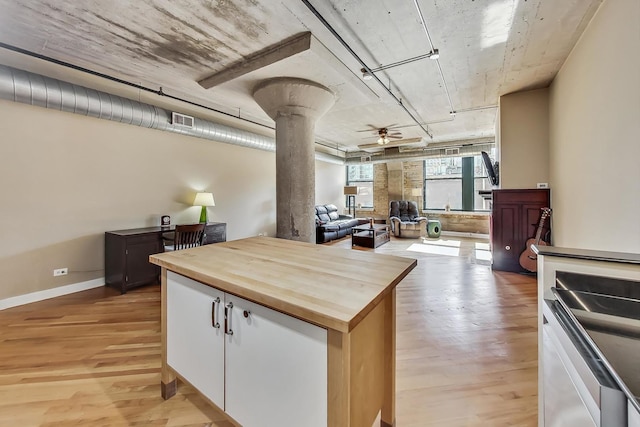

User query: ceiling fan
[375,128,403,145]
[357,124,403,145]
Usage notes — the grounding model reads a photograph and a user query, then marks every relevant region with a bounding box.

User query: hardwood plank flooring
[0,235,537,426]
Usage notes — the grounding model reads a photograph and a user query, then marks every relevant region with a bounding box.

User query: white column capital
[253,77,335,121]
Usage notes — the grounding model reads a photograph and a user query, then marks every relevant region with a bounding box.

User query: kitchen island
[149,236,416,427]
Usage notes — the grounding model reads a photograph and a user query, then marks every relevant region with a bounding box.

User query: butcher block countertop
[149,236,416,332]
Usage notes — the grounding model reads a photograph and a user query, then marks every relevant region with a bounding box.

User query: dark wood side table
[105,223,227,293]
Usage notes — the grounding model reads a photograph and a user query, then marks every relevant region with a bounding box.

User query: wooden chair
[164,223,206,251]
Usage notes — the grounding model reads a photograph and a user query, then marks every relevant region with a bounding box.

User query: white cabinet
[167,271,225,407]
[166,271,327,427]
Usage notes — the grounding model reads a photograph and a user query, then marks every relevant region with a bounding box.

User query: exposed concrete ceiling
[0,0,602,153]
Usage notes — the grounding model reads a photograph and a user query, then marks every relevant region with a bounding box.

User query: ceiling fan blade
[356,124,382,132]
[388,135,403,139]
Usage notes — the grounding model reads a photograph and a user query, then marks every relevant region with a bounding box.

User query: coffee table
[352,223,390,248]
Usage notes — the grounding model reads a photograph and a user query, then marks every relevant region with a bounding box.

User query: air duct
[344,141,495,164]
[0,64,344,164]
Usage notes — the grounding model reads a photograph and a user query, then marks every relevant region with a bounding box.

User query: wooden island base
[151,237,415,427]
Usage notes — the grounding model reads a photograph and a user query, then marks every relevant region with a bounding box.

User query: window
[346,164,374,208]
[424,154,492,211]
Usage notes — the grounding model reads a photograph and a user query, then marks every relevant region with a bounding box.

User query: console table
[149,236,416,427]
[105,223,226,293]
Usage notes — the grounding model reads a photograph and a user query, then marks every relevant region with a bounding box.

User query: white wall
[315,160,345,210]
[0,100,280,300]
[499,88,550,189]
[549,0,640,252]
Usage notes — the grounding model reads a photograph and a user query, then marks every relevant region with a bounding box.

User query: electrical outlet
[53,268,68,277]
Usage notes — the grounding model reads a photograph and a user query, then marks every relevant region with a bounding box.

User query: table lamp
[193,192,215,223]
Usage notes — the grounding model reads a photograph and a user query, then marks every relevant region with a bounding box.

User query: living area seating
[389,200,427,238]
[315,204,360,243]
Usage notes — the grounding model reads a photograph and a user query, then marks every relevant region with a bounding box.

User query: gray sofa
[315,204,359,243]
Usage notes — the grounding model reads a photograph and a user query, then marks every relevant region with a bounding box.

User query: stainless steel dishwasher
[535,247,640,427]
[542,298,626,426]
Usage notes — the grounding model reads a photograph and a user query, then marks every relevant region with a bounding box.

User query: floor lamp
[344,186,358,218]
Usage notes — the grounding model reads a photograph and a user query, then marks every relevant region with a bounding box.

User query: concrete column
[253,78,334,243]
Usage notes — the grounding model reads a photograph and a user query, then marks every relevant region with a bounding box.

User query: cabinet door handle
[224,302,234,335]
[211,297,221,329]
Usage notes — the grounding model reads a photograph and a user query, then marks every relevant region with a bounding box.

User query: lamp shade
[343,186,358,195]
[193,192,215,207]
[411,188,422,197]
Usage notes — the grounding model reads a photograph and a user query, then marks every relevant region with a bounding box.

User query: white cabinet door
[224,295,327,427]
[167,271,225,408]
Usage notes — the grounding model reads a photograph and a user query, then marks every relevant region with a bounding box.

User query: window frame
[345,164,374,208]
[423,154,491,212]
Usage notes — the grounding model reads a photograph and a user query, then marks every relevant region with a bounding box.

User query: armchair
[389,200,427,238]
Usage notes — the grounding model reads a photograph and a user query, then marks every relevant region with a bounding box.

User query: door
[126,235,161,287]
[166,271,225,408]
[224,295,328,427]
[492,203,520,271]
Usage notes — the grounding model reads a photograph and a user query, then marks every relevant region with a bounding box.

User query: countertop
[149,236,417,332]
[533,245,640,265]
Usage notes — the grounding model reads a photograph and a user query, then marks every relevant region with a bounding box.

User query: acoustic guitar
[519,208,552,273]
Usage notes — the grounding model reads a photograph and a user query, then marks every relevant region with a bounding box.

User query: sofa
[389,200,427,238]
[315,204,360,243]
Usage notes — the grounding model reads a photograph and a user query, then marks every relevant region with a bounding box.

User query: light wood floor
[0,235,537,426]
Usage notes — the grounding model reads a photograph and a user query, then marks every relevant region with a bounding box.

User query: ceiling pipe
[0,64,345,164]
[0,42,275,132]
[412,0,456,116]
[300,0,433,139]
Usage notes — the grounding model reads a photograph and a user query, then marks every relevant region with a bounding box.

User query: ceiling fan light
[361,68,373,80]
[429,48,440,60]
[377,137,384,145]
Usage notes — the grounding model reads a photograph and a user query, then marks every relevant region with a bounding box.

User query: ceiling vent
[172,112,194,128]
[445,147,460,155]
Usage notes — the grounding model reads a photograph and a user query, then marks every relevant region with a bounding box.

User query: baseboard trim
[440,231,490,239]
[0,278,104,311]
